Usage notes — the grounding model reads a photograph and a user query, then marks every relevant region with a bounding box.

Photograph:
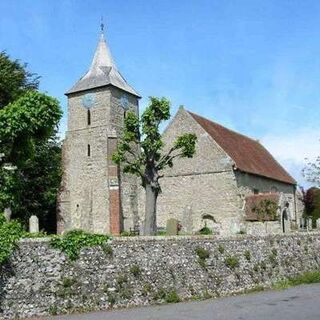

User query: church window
[87,109,91,125]
[87,144,91,157]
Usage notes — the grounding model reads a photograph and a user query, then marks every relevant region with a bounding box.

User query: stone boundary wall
[1,233,320,319]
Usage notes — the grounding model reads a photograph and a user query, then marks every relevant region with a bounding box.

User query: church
[58,28,303,236]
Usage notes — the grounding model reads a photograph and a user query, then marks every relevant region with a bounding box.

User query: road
[41,284,320,320]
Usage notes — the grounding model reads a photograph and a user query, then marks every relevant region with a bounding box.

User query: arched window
[87,109,91,125]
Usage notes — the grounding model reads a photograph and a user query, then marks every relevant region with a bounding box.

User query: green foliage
[195,247,210,260]
[22,231,48,238]
[0,51,39,109]
[102,243,113,256]
[153,288,167,301]
[273,270,320,289]
[130,264,142,277]
[107,293,117,306]
[112,97,197,235]
[225,256,240,269]
[0,213,24,265]
[142,283,152,296]
[244,250,251,261]
[165,290,180,303]
[5,137,61,232]
[153,288,180,303]
[116,274,128,288]
[120,231,131,237]
[260,260,267,270]
[62,277,77,288]
[303,187,320,227]
[253,199,278,222]
[50,230,110,261]
[218,244,225,254]
[198,226,213,235]
[0,53,62,231]
[269,253,278,267]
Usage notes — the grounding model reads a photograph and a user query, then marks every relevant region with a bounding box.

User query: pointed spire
[66,22,140,97]
[88,18,116,73]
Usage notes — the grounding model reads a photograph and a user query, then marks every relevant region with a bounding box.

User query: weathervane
[100,16,104,33]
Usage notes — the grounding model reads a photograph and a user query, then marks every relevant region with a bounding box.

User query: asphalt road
[42,284,320,320]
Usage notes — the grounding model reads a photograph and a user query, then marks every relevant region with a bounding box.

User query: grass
[272,271,320,290]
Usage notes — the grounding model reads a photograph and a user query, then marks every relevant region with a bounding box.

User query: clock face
[120,94,129,110]
[82,93,95,109]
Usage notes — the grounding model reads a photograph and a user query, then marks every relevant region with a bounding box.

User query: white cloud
[261,128,320,187]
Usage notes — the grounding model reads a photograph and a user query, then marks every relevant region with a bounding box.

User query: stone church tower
[58,27,140,235]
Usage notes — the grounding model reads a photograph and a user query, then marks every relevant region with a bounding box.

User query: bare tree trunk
[144,183,158,236]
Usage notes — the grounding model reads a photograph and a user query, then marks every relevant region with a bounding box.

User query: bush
[130,264,142,277]
[50,229,110,261]
[198,226,213,235]
[195,247,210,260]
[225,256,239,269]
[0,213,24,265]
[218,244,225,254]
[165,290,180,303]
[244,250,251,261]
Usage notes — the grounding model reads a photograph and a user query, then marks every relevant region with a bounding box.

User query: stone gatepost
[29,215,39,233]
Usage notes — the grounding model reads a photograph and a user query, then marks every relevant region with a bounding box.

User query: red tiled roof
[245,194,280,221]
[188,111,296,185]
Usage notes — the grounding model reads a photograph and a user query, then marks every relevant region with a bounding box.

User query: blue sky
[1,0,319,187]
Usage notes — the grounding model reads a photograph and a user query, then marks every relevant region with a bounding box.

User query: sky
[0,0,319,187]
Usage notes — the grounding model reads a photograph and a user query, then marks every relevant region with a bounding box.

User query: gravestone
[29,215,39,233]
[182,206,193,234]
[4,207,12,222]
[307,218,313,230]
[317,219,320,230]
[166,218,178,236]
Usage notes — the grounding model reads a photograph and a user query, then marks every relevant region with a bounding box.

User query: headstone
[299,217,305,229]
[29,215,39,233]
[182,206,193,233]
[4,207,12,222]
[316,219,320,230]
[307,218,313,230]
[166,218,178,236]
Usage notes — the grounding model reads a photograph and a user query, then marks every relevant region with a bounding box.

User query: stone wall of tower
[109,87,140,232]
[57,86,139,235]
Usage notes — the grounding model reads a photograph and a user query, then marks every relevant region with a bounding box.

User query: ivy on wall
[50,230,111,261]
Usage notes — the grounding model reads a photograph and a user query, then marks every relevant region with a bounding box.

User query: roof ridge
[187,110,260,144]
[186,109,296,185]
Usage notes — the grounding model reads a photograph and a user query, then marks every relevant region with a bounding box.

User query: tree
[10,136,61,232]
[303,156,320,186]
[0,51,39,109]
[0,52,62,231]
[303,187,320,227]
[0,91,62,166]
[113,97,197,236]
